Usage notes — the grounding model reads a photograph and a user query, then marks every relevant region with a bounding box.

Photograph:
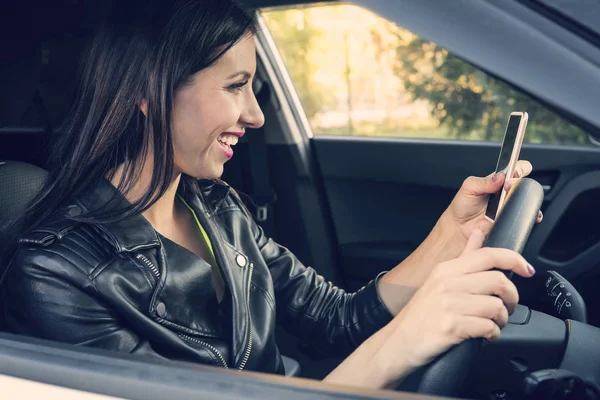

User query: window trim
[0,332,424,400]
[255,12,315,141]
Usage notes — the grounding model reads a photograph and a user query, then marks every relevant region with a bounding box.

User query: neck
[109,161,182,234]
[142,175,182,231]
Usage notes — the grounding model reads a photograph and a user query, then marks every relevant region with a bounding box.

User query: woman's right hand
[381,229,536,382]
[324,229,536,390]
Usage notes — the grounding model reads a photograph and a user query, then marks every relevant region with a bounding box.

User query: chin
[187,165,224,181]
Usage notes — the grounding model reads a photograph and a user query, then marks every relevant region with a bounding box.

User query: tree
[393,34,590,145]
[262,10,325,119]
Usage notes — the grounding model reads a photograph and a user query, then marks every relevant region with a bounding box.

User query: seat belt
[246,81,277,237]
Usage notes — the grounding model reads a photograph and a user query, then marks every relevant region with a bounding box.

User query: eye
[227,80,249,93]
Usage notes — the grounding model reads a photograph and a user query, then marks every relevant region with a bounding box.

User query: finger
[513,160,533,179]
[442,294,509,328]
[446,315,501,342]
[504,178,518,192]
[475,217,494,237]
[537,211,543,223]
[465,316,502,341]
[457,247,535,278]
[461,172,505,196]
[460,229,485,256]
[454,271,519,314]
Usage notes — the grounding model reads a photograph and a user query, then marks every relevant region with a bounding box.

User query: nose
[239,86,265,129]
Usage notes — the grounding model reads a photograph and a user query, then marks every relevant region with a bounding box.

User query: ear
[140,99,148,117]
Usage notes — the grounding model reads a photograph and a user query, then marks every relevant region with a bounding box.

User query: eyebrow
[227,71,252,80]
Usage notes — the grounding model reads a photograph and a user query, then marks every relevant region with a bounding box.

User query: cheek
[170,110,208,172]
[200,95,240,131]
[171,96,238,162]
[172,96,212,145]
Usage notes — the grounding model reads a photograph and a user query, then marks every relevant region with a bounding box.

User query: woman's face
[170,34,264,180]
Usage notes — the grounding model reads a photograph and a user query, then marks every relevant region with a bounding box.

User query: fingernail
[514,169,522,178]
[492,173,502,182]
[527,263,536,275]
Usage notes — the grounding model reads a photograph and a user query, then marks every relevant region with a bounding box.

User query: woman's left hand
[442,160,543,245]
[377,160,542,310]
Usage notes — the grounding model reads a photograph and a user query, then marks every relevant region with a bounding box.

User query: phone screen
[485,114,522,220]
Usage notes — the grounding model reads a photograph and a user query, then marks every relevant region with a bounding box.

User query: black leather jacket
[1,178,393,374]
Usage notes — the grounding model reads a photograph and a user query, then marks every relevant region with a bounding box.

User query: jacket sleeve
[1,245,167,360]
[253,221,394,357]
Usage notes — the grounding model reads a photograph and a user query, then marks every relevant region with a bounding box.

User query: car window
[260,4,591,146]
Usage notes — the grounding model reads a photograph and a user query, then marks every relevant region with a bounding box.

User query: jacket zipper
[178,333,228,369]
[137,252,230,369]
[201,201,254,370]
[238,262,254,370]
[136,253,160,280]
[136,236,254,370]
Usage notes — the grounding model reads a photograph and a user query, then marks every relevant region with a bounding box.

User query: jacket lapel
[183,186,250,368]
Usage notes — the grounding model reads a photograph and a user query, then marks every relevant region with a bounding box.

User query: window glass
[261,4,590,145]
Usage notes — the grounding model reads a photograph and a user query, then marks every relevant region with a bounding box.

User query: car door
[251,0,600,329]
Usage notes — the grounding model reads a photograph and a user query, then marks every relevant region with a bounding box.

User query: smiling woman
[0,0,538,393]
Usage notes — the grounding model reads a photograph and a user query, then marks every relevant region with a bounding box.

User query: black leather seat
[0,25,48,224]
[0,160,47,224]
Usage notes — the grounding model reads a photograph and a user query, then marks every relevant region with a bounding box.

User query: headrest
[0,161,47,222]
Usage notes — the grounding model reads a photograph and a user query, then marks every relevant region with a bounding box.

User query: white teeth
[218,134,238,146]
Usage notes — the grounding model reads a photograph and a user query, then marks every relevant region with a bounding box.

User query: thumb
[461,229,485,256]
[463,172,505,196]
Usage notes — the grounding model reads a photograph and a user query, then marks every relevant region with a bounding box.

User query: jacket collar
[195,179,232,213]
[75,177,231,253]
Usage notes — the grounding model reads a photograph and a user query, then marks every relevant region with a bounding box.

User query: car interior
[2,0,600,399]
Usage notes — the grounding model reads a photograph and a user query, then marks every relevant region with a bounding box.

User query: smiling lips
[217,131,244,159]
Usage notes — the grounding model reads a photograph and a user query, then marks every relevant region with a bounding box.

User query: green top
[177,195,215,259]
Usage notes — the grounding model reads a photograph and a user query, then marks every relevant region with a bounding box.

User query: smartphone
[485,112,528,222]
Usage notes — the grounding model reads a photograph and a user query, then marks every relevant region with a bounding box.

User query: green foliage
[261,10,325,119]
[393,35,590,145]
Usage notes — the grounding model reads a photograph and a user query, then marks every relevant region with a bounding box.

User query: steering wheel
[415,178,545,397]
